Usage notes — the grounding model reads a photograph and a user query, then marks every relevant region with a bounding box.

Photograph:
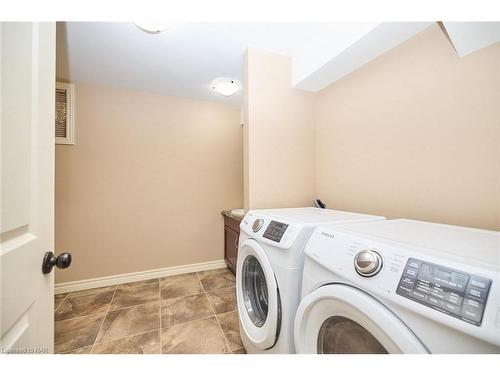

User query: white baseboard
[54,259,227,294]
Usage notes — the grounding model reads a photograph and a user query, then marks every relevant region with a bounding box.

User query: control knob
[252,219,264,233]
[354,249,382,277]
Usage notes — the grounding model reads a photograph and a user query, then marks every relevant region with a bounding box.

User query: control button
[415,282,430,293]
[407,259,420,269]
[466,285,488,302]
[415,284,430,294]
[470,279,488,289]
[401,276,415,286]
[461,299,485,324]
[252,219,264,233]
[404,268,418,277]
[442,302,461,315]
[411,290,428,302]
[430,286,446,300]
[463,298,480,309]
[446,292,463,306]
[428,296,442,308]
[397,285,412,294]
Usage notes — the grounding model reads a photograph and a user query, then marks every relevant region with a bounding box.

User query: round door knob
[56,253,72,269]
[354,249,382,277]
[42,251,72,274]
[252,219,264,232]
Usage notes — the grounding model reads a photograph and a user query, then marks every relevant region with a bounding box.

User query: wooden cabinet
[222,212,242,275]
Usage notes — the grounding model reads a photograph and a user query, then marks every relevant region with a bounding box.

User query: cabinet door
[225,226,239,273]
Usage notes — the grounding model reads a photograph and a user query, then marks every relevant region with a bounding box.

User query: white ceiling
[56,22,379,105]
[295,22,433,91]
[57,22,500,105]
[442,22,500,57]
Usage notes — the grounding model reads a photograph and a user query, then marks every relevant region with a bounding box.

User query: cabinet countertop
[221,210,244,222]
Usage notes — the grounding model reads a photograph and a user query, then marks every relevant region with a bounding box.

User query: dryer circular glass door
[294,284,428,354]
[236,239,280,350]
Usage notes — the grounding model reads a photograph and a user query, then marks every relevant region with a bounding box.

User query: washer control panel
[396,258,492,326]
[263,220,289,243]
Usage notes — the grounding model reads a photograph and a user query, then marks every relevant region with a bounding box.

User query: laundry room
[1,1,500,369]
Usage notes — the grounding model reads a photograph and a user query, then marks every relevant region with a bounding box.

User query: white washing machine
[236,207,385,354]
[294,219,500,354]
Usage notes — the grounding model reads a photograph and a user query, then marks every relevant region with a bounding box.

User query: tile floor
[54,268,246,354]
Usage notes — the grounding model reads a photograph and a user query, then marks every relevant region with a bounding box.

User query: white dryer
[294,219,500,354]
[236,207,385,354]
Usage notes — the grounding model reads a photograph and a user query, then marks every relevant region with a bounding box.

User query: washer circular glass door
[317,316,387,353]
[294,284,428,354]
[236,239,280,350]
[242,255,269,327]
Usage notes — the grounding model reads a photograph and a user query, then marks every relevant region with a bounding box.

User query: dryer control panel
[396,258,492,326]
[263,220,289,243]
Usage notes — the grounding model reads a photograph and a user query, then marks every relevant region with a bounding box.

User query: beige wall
[56,24,499,284]
[55,83,243,283]
[314,24,500,230]
[243,48,316,210]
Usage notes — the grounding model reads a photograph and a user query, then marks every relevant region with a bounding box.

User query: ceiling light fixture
[211,78,241,97]
[134,22,170,34]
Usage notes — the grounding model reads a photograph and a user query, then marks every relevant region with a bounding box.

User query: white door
[1,22,56,353]
[236,239,281,350]
[294,284,429,354]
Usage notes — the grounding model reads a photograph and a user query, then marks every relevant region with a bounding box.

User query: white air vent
[55,82,75,145]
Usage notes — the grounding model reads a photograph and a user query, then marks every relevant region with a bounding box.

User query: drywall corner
[243,48,315,209]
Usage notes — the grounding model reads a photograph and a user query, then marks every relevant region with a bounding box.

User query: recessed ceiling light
[134,22,170,34]
[211,78,241,97]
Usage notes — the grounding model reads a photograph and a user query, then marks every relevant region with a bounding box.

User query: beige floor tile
[116,278,159,291]
[161,293,213,327]
[61,346,92,354]
[96,301,160,344]
[206,287,237,314]
[67,285,116,298]
[55,290,114,321]
[55,314,105,353]
[161,316,230,354]
[198,268,235,291]
[53,272,241,354]
[217,310,243,351]
[110,283,159,310]
[160,273,203,299]
[92,330,160,354]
